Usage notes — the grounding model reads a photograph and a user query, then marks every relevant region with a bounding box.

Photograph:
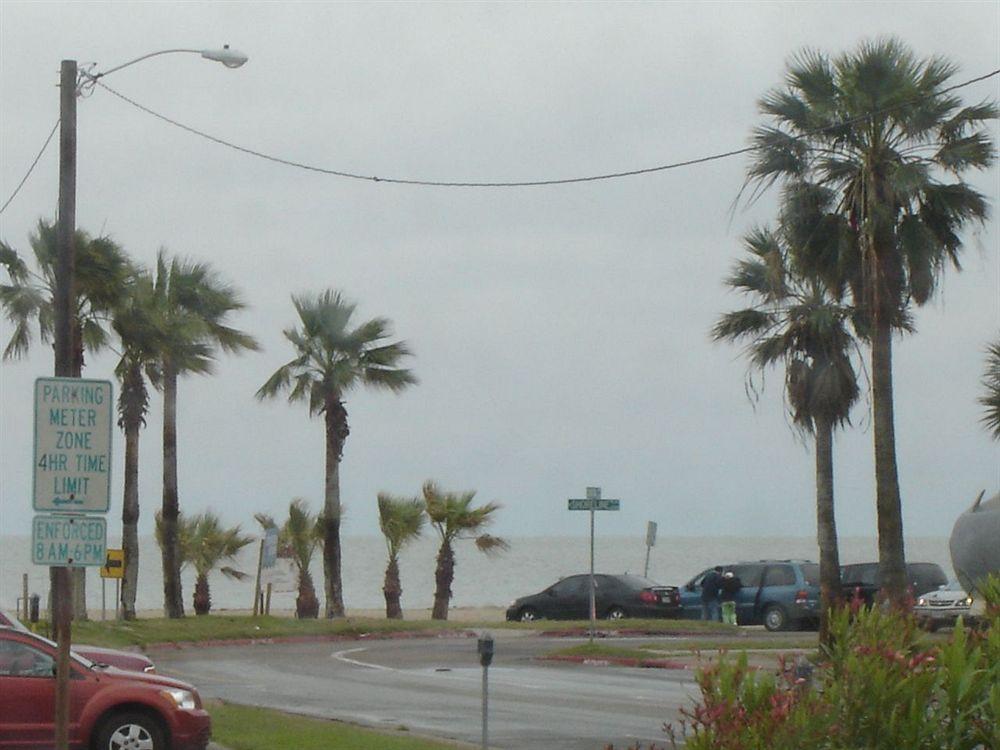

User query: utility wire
[92,67,1000,188]
[0,119,60,215]
[2,68,998,212]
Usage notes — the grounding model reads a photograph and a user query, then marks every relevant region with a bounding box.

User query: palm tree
[745,38,997,604]
[981,336,1000,440]
[256,499,324,619]
[155,511,253,615]
[153,250,259,618]
[713,226,860,642]
[256,290,416,618]
[422,481,507,621]
[377,493,425,619]
[1,218,132,619]
[112,272,171,620]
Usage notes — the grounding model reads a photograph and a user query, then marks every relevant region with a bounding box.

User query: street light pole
[48,47,246,749]
[52,57,78,750]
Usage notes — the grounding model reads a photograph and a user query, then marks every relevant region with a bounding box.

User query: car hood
[94,664,197,692]
[919,589,969,603]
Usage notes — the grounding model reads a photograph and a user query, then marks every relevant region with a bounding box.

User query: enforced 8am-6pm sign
[33,377,113,513]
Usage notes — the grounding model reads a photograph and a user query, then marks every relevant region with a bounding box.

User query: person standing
[701,566,723,621]
[720,570,742,625]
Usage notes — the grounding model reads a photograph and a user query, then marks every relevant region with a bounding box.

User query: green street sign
[31,514,107,567]
[33,377,113,513]
[568,498,621,511]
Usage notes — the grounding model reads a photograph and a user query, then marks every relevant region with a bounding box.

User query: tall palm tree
[256,499,324,619]
[377,493,425,619]
[746,38,997,604]
[1,218,132,619]
[155,511,253,615]
[422,481,507,621]
[713,226,860,642]
[112,272,170,620]
[257,290,416,618]
[154,250,258,618]
[981,336,1000,440]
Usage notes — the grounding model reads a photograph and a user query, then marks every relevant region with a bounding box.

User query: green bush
[661,576,1000,750]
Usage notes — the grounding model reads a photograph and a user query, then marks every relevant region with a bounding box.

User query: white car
[913,580,973,631]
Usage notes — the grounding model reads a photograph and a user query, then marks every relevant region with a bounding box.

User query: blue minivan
[678,560,821,631]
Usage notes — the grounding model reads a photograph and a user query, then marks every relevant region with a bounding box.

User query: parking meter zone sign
[32,515,107,567]
[33,378,113,512]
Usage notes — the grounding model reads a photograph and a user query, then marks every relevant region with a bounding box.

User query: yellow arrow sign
[100,548,124,579]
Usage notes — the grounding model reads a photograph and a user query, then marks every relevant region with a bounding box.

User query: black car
[505,574,681,621]
[841,562,948,606]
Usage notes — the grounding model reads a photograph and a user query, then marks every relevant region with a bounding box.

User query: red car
[0,627,211,750]
[0,611,156,673]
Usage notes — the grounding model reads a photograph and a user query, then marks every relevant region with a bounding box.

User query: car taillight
[795,589,808,604]
[639,590,658,604]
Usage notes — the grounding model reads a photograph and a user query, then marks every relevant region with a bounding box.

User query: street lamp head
[200,45,248,68]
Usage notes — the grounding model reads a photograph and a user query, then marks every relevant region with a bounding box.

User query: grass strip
[209,701,465,750]
[62,616,478,649]
[49,615,732,649]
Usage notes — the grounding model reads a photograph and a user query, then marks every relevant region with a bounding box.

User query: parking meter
[477,634,494,667]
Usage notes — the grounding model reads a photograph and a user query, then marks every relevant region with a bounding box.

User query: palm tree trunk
[872,315,907,606]
[432,540,454,621]
[193,573,211,615]
[297,568,319,619]
[384,556,403,619]
[161,364,185,618]
[814,415,842,645]
[323,401,347,618]
[70,321,88,620]
[121,415,140,620]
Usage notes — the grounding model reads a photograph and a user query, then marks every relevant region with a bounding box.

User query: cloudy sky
[1,1,998,544]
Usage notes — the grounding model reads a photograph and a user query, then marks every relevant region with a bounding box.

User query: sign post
[567,486,621,642]
[644,521,657,578]
[32,374,112,749]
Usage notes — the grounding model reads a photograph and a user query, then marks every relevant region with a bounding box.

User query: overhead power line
[1,67,998,214]
[92,68,1000,188]
[0,119,59,215]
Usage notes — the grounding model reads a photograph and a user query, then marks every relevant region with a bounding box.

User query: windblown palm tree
[981,336,1000,440]
[256,499,324,619]
[1,218,132,619]
[377,493,425,619]
[422,481,507,621]
[153,251,258,618]
[257,290,416,618]
[713,226,860,642]
[155,511,252,615]
[112,272,171,620]
[746,38,997,604]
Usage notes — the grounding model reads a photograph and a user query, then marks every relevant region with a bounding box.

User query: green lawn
[209,702,468,750]
[46,614,733,649]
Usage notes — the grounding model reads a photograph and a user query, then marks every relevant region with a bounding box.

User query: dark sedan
[505,574,681,621]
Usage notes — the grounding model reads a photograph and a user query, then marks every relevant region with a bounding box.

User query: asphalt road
[150,632,701,749]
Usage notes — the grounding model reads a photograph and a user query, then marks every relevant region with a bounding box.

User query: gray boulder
[950,490,1000,594]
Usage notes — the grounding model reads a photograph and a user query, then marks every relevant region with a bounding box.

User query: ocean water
[0,534,954,615]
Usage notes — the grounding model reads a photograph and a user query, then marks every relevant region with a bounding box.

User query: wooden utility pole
[52,58,78,750]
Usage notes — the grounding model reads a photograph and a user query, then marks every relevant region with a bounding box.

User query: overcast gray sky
[1,1,998,542]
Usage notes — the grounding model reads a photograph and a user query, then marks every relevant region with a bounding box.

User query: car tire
[95,711,166,750]
[518,607,539,622]
[763,605,788,632]
[605,606,627,620]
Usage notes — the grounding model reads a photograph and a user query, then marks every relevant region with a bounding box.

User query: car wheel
[96,711,165,750]
[518,607,539,622]
[763,605,788,632]
[605,606,627,620]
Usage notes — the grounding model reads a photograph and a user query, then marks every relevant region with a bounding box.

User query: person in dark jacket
[719,570,742,625]
[701,566,723,621]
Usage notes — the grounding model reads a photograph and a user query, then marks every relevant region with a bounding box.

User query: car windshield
[17,631,96,669]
